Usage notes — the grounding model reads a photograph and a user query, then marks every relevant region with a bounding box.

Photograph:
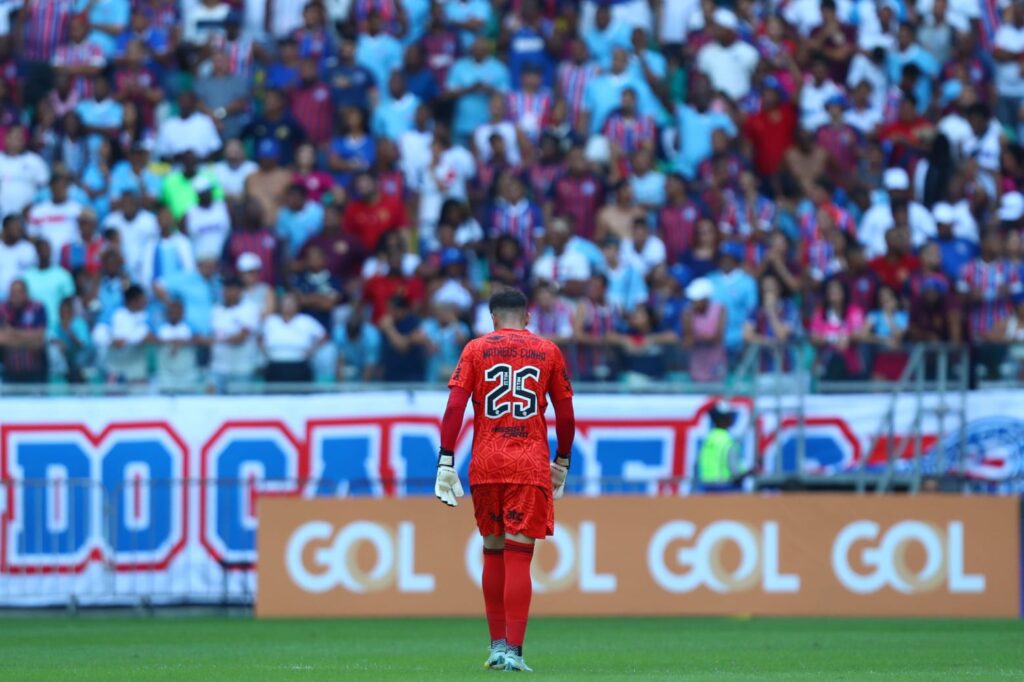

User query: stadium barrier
[0,390,1022,607]
[256,496,1021,618]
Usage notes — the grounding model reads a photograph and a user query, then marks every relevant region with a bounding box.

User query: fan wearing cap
[928,201,979,280]
[858,167,937,258]
[695,8,760,101]
[682,277,727,383]
[708,241,758,356]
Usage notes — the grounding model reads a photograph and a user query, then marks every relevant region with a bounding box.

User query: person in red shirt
[869,223,920,291]
[435,288,575,673]
[361,248,424,322]
[547,145,604,240]
[342,172,409,251]
[742,77,797,180]
[877,95,933,166]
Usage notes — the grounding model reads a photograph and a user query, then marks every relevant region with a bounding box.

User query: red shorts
[471,484,554,540]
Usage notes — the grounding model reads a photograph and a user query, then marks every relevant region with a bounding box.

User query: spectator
[908,275,956,344]
[527,282,573,345]
[431,248,474,312]
[292,244,341,329]
[667,74,736,179]
[327,37,377,113]
[183,177,231,263]
[245,141,293,227]
[195,53,250,142]
[0,126,50,218]
[993,1,1024,131]
[212,139,258,205]
[372,71,421,142]
[550,145,605,241]
[422,302,470,382]
[50,295,93,384]
[864,284,910,380]
[682,277,727,383]
[60,208,103,275]
[344,171,409,253]
[155,297,199,391]
[583,47,658,137]
[241,89,306,166]
[161,151,222,220]
[596,182,645,242]
[0,216,38,301]
[473,93,522,165]
[109,143,161,206]
[446,36,511,143]
[870,225,921,292]
[659,174,703,262]
[328,106,376,191]
[276,184,324,261]
[334,305,381,382]
[612,303,674,381]
[105,284,153,383]
[154,252,221,338]
[261,292,327,383]
[362,230,420,280]
[621,216,667,276]
[155,90,221,161]
[209,277,260,391]
[291,142,335,204]
[696,8,760,101]
[355,10,404,93]
[531,216,592,298]
[22,239,75,335]
[378,294,429,382]
[743,76,798,181]
[363,246,425,322]
[603,235,648,314]
[743,273,802,371]
[489,173,542,259]
[958,229,1022,348]
[140,206,196,290]
[0,279,47,383]
[859,167,937,258]
[809,278,866,381]
[298,203,364,280]
[102,190,159,285]
[573,274,617,381]
[52,14,106,98]
[709,242,759,358]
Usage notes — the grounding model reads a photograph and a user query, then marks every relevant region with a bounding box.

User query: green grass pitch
[1,615,1022,680]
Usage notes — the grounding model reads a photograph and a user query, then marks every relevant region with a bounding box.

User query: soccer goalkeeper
[436,288,576,673]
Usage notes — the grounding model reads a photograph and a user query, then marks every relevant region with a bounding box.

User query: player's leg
[471,484,508,669]
[500,485,552,672]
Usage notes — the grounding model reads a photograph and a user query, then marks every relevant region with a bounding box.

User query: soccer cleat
[483,640,507,670]
[503,652,533,672]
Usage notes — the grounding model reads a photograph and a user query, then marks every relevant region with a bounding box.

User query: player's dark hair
[489,289,528,315]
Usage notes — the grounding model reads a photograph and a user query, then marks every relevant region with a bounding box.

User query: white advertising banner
[0,389,1020,607]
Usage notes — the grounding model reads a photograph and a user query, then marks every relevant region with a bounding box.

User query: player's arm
[548,349,576,499]
[436,346,476,507]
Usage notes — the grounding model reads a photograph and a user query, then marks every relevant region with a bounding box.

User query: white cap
[685,277,714,301]
[932,202,955,225]
[882,167,910,191]
[713,7,739,31]
[998,192,1024,222]
[236,251,262,272]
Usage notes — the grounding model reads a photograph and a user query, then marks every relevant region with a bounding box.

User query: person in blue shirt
[265,37,302,92]
[276,184,325,260]
[335,306,382,382]
[658,74,738,179]
[80,0,130,57]
[356,11,404,97]
[505,0,556,87]
[582,47,660,136]
[445,0,492,50]
[422,302,471,382]
[708,242,759,357]
[326,37,377,111]
[372,72,421,141]
[109,143,163,203]
[75,75,124,157]
[153,254,221,337]
[888,23,940,113]
[402,44,441,104]
[582,2,632,70]
[328,106,376,189]
[401,0,432,47]
[240,89,306,165]
[930,204,979,280]
[446,37,511,143]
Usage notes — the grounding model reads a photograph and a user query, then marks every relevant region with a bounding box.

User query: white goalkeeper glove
[550,455,570,499]
[435,449,464,507]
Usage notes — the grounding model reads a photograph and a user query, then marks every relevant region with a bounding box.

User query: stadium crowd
[0,0,1023,390]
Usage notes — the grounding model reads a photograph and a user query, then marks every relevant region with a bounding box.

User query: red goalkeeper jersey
[448,328,574,488]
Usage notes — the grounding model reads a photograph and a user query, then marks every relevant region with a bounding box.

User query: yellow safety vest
[698,427,734,484]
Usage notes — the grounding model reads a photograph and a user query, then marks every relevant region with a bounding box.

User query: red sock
[503,539,535,650]
[482,548,506,642]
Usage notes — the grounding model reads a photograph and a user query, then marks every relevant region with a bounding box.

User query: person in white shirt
[101,191,160,285]
[846,41,889,114]
[260,292,326,383]
[183,176,231,259]
[658,0,701,47]
[155,298,200,391]
[472,94,522,164]
[156,91,222,161]
[209,277,261,391]
[695,9,760,101]
[620,217,667,275]
[212,138,257,202]
[844,79,883,135]
[801,54,844,131]
[531,217,592,298]
[27,172,83,256]
[0,125,50,218]
[0,215,38,301]
[859,168,937,257]
[994,2,1024,129]
[399,104,434,190]
[106,285,154,383]
[960,102,1004,180]
[415,133,476,249]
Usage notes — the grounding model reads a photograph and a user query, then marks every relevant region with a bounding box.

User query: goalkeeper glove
[435,449,464,507]
[550,454,570,499]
